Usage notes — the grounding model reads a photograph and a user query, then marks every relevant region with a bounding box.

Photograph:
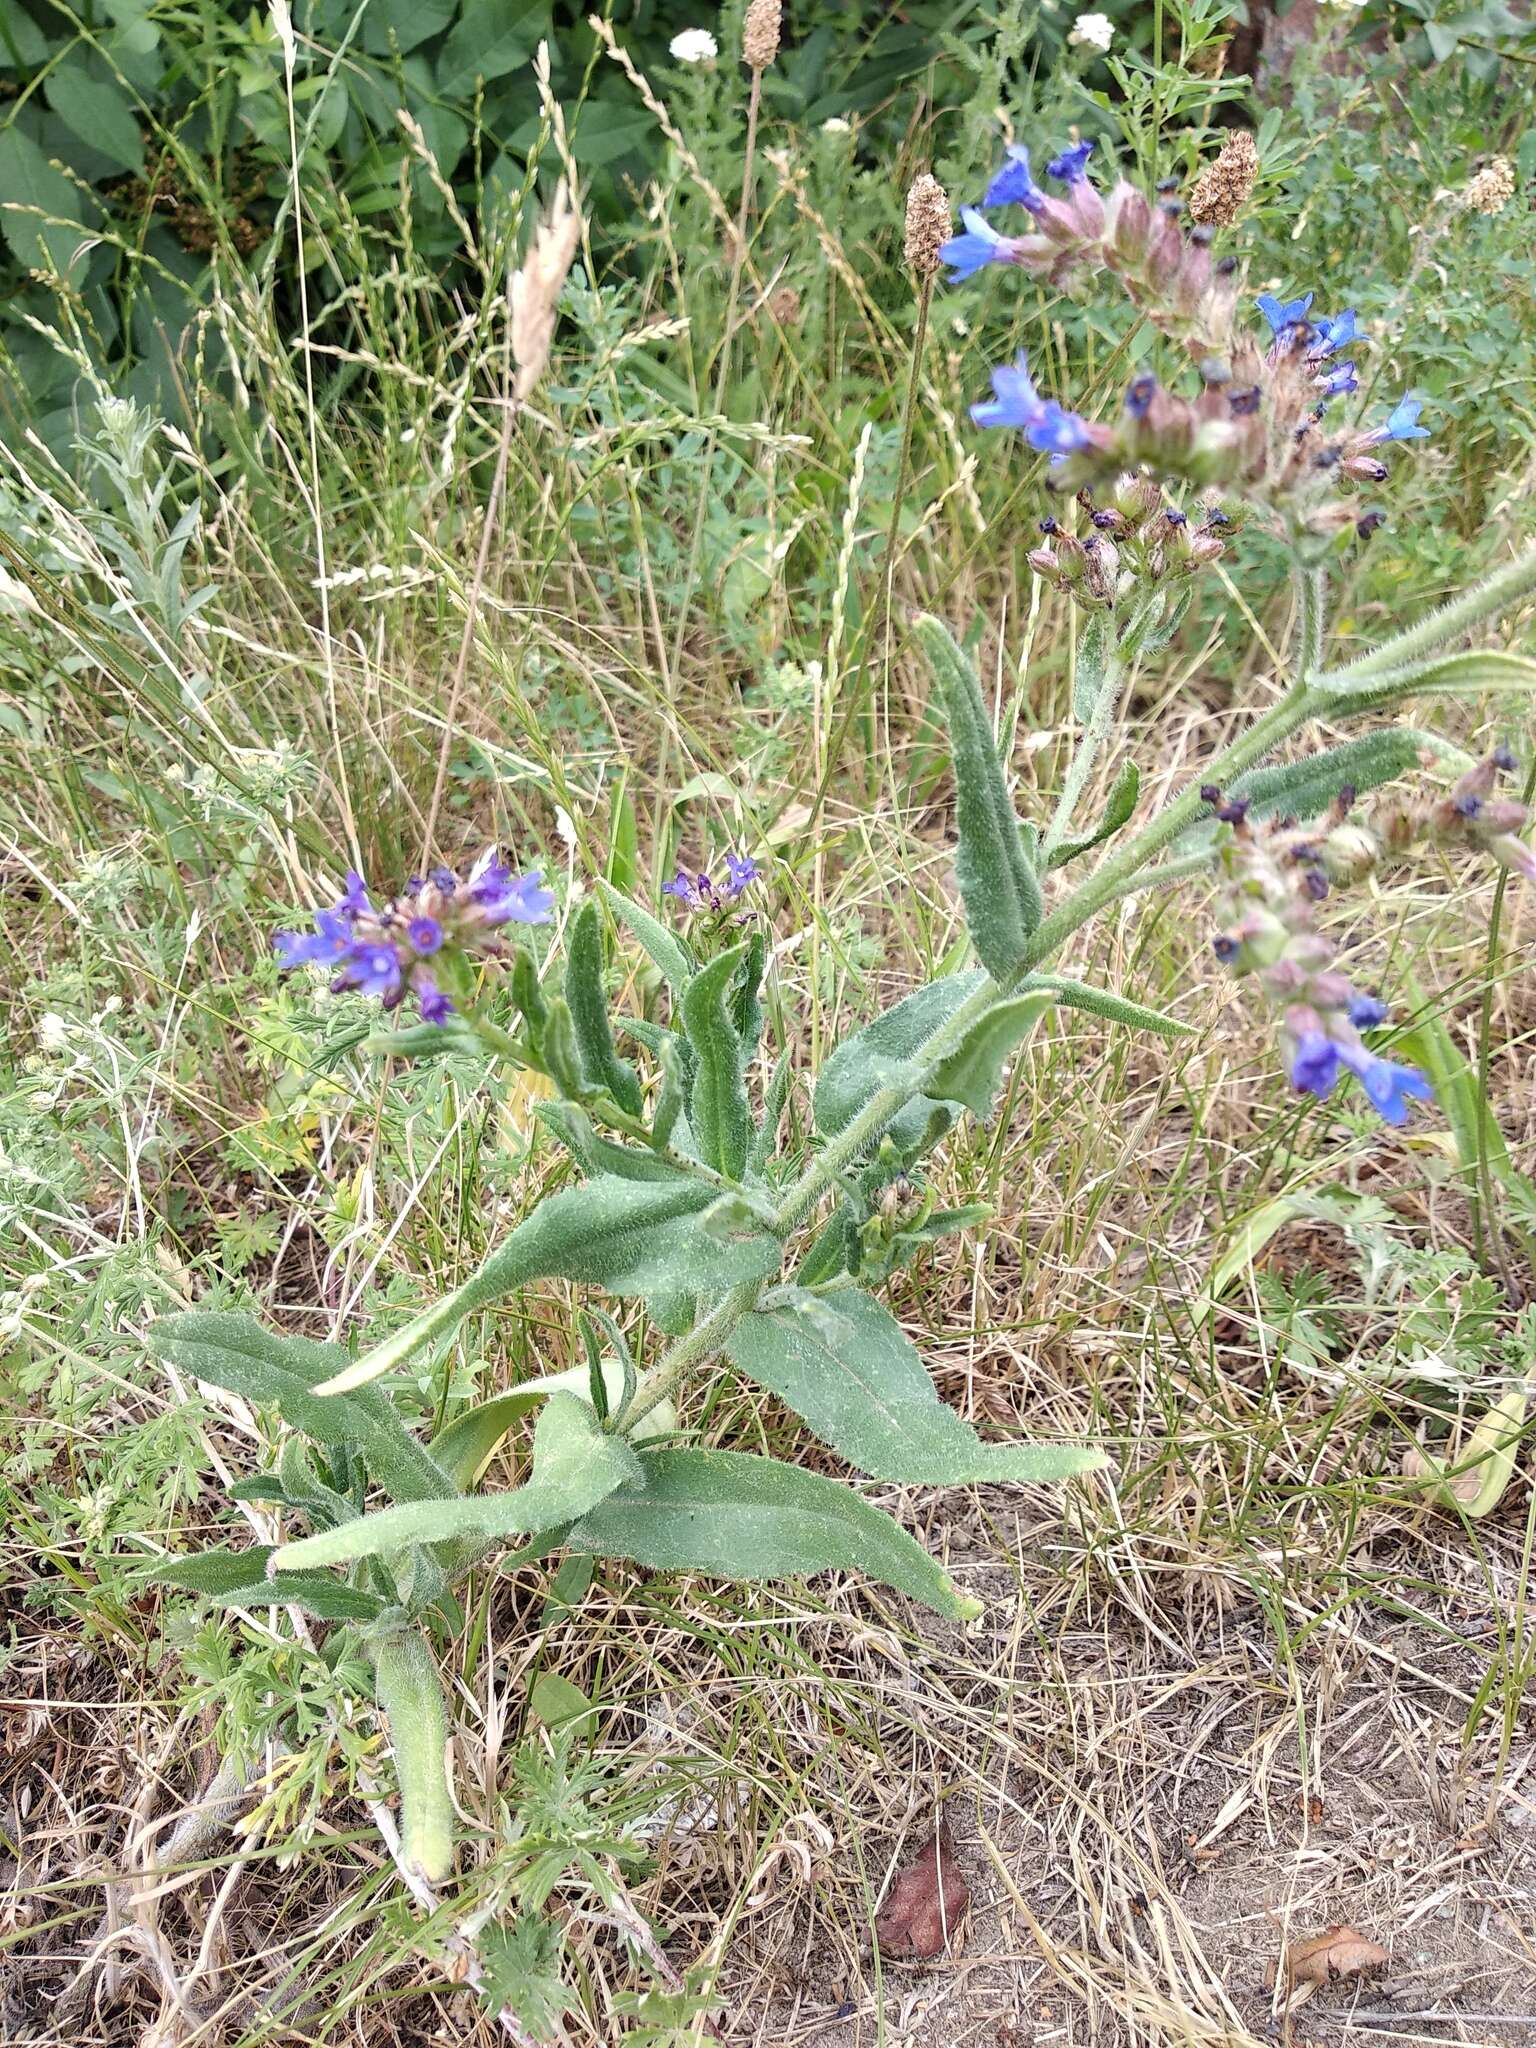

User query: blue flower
[984,144,1046,212]
[940,207,1015,281]
[338,942,404,1001]
[1046,140,1094,183]
[415,974,453,1025]
[724,853,761,898]
[477,868,556,926]
[1366,396,1429,445]
[971,353,1095,456]
[1338,1046,1433,1126]
[1347,994,1388,1030]
[1256,290,1314,338]
[407,915,444,954]
[662,870,701,908]
[1288,1030,1341,1099]
[337,870,372,919]
[1315,359,1359,396]
[1311,309,1361,356]
[274,909,354,970]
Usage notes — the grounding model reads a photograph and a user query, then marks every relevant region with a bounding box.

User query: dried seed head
[742,0,782,70]
[903,173,952,280]
[1187,131,1259,229]
[510,180,583,402]
[1463,156,1515,216]
[767,284,803,325]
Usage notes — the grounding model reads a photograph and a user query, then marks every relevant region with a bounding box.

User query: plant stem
[1315,542,1536,689]
[1295,558,1326,683]
[1042,637,1126,860]
[369,1627,453,1887]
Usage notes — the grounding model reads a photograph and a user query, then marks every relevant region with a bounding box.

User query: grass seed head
[1188,131,1259,229]
[904,173,952,280]
[510,180,583,401]
[743,0,782,71]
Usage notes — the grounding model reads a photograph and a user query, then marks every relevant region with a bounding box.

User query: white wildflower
[1068,11,1115,50]
[669,27,719,64]
[821,116,852,136]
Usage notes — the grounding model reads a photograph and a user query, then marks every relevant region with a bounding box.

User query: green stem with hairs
[1042,635,1127,860]
[1316,542,1536,689]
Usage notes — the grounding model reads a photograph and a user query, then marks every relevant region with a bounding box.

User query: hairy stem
[1042,636,1127,859]
[1316,542,1536,689]
[368,1627,454,1887]
[1295,559,1326,684]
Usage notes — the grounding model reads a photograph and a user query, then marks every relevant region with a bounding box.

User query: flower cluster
[1372,746,1536,888]
[275,852,553,1023]
[1206,790,1433,1126]
[1028,475,1233,608]
[661,852,761,916]
[940,134,1433,539]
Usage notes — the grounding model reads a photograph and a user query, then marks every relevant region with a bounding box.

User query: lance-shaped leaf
[275,1394,642,1570]
[597,879,695,995]
[1047,759,1139,869]
[927,991,1054,1117]
[318,1178,781,1393]
[431,1364,677,1492]
[147,1314,454,1504]
[1073,611,1113,723]
[814,971,986,1155]
[535,1102,683,1184]
[1229,730,1425,821]
[1313,649,1536,704]
[140,1545,386,1621]
[916,614,1043,978]
[1025,974,1189,1038]
[568,1444,984,1619]
[726,1289,1106,1487]
[565,900,643,1115]
[680,943,751,1179]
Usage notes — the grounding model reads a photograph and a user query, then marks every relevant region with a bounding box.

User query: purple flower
[1256,290,1314,338]
[984,144,1047,212]
[477,867,556,926]
[337,942,404,1001]
[274,909,354,970]
[1347,994,1388,1030]
[662,870,701,909]
[1311,309,1361,356]
[1365,396,1429,445]
[1288,1029,1341,1098]
[1046,140,1094,183]
[1315,360,1359,397]
[337,870,372,919]
[971,353,1094,456]
[1337,1045,1433,1126]
[415,973,453,1025]
[940,207,1017,281]
[724,852,761,898]
[408,915,444,954]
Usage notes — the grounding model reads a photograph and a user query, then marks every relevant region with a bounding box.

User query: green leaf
[814,972,986,1150]
[597,880,694,995]
[275,1394,642,1570]
[437,0,538,95]
[322,1176,781,1392]
[1046,760,1139,869]
[534,1101,682,1183]
[0,124,95,277]
[927,991,1054,1117]
[565,900,642,1116]
[1073,612,1112,723]
[1406,1388,1529,1518]
[1230,731,1425,820]
[528,1671,598,1737]
[569,1445,985,1618]
[916,614,1042,978]
[44,60,144,176]
[1314,650,1536,703]
[367,1628,454,1884]
[147,1314,454,1505]
[430,1361,675,1490]
[726,1289,1105,1486]
[680,944,751,1179]
[1025,974,1190,1038]
[139,1546,384,1621]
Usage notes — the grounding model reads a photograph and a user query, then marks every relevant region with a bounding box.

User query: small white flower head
[1068,11,1115,50]
[821,116,852,136]
[669,27,719,64]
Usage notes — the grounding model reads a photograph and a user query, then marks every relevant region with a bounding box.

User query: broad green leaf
[437,0,537,94]
[1230,730,1424,821]
[1027,974,1189,1038]
[814,971,986,1152]
[1073,612,1112,723]
[529,1671,598,1737]
[430,1363,676,1491]
[597,880,694,995]
[569,1445,983,1619]
[140,1545,384,1621]
[726,1289,1106,1486]
[1047,760,1139,869]
[44,61,144,175]
[147,1313,454,1505]
[1405,1389,1529,1518]
[680,944,751,1179]
[733,927,767,1058]
[0,124,95,277]
[367,1628,453,1884]
[565,900,642,1116]
[927,992,1054,1117]
[275,1394,642,1570]
[916,614,1043,978]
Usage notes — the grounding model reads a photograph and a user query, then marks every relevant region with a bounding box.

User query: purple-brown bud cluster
[1027,474,1231,609]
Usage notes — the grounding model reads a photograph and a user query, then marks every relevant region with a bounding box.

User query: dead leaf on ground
[873,1823,969,1959]
[1265,1925,1389,1992]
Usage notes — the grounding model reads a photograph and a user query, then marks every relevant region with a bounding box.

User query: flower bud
[1319,822,1380,883]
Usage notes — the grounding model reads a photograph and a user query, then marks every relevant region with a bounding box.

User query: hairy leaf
[927,992,1054,1117]
[1230,730,1425,820]
[140,1546,385,1621]
[534,1102,682,1183]
[1026,974,1190,1038]
[1073,611,1113,723]
[596,879,695,994]
[147,1314,454,1504]
[814,971,986,1154]
[680,944,751,1179]
[1047,759,1139,868]
[917,614,1043,977]
[430,1364,676,1491]
[275,1394,642,1569]
[726,1289,1105,1485]
[565,900,643,1115]
[569,1445,984,1618]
